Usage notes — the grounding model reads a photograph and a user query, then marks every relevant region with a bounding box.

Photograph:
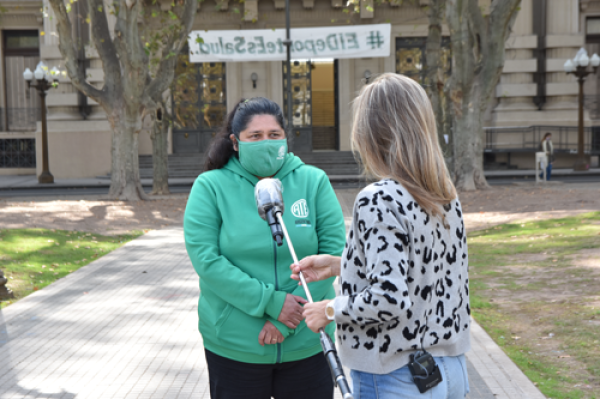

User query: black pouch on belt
[407,351,443,394]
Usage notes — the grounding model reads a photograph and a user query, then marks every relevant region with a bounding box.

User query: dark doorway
[3,30,40,131]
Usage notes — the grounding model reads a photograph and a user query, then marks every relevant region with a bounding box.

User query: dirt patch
[0,195,189,235]
[566,249,600,269]
[1,182,597,235]
[459,182,600,232]
[506,254,550,263]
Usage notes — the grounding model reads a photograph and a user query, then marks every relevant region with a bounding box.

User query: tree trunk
[107,106,148,201]
[445,0,521,191]
[151,106,170,195]
[452,80,488,191]
[424,0,447,153]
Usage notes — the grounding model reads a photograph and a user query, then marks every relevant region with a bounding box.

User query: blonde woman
[291,73,470,398]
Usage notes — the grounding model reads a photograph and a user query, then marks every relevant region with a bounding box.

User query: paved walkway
[0,228,547,399]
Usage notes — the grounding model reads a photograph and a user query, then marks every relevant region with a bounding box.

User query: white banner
[188,24,391,63]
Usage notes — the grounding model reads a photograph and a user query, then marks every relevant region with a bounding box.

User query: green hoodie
[184,153,346,364]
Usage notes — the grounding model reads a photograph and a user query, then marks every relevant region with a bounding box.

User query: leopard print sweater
[330,179,471,374]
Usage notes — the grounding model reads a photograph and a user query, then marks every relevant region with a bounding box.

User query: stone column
[337,59,355,151]
[544,0,584,125]
[491,0,538,127]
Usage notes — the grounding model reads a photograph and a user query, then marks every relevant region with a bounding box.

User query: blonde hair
[351,73,456,218]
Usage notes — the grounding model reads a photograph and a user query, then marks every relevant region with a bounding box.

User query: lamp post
[283,0,293,143]
[564,48,600,171]
[23,62,59,184]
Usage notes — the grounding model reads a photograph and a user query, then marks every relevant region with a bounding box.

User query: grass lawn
[468,212,600,399]
[0,228,143,309]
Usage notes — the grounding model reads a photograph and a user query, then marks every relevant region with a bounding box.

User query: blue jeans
[540,163,552,180]
[351,355,470,399]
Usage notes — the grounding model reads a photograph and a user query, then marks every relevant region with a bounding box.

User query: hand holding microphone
[290,254,341,285]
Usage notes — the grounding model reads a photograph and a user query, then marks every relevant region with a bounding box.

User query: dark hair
[203,97,287,171]
[541,132,552,143]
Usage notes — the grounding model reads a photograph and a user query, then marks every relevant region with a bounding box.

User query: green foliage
[0,228,142,308]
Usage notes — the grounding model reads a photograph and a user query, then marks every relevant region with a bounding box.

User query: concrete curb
[467,319,547,399]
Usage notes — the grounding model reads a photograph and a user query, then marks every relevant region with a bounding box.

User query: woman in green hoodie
[184,97,346,399]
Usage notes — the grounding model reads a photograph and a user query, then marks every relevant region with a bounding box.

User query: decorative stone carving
[216,0,229,11]
[244,0,258,21]
[361,0,374,19]
[0,269,14,301]
[302,0,315,8]
[580,0,590,12]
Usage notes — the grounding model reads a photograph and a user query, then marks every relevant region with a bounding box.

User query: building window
[172,56,226,133]
[396,37,451,84]
[0,138,36,168]
[586,17,600,43]
[4,30,39,55]
[283,60,312,127]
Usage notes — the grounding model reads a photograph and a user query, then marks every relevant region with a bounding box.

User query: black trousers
[205,349,334,399]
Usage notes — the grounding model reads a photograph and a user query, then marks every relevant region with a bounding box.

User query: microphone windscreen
[255,178,284,220]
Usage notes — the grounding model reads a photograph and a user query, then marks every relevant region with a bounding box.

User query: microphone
[255,179,284,246]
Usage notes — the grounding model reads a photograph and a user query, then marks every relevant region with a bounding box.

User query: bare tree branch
[87,0,122,95]
[146,0,197,101]
[467,0,486,61]
[478,0,521,111]
[48,0,105,102]
[425,0,446,148]
[113,0,145,104]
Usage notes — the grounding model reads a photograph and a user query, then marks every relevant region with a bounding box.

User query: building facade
[0,0,599,179]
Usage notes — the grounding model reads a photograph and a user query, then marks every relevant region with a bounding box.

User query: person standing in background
[541,132,554,180]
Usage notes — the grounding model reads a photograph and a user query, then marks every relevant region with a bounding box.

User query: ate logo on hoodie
[291,199,309,218]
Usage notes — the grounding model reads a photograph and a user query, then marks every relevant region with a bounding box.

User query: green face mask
[237,139,288,177]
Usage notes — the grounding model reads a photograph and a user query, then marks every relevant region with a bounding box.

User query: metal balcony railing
[484,125,600,154]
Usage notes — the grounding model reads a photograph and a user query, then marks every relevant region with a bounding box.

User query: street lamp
[564,47,600,171]
[23,61,59,184]
[283,0,293,144]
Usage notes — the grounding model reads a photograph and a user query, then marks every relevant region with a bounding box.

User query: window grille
[283,60,312,128]
[172,58,227,132]
[395,37,451,85]
[0,138,36,168]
